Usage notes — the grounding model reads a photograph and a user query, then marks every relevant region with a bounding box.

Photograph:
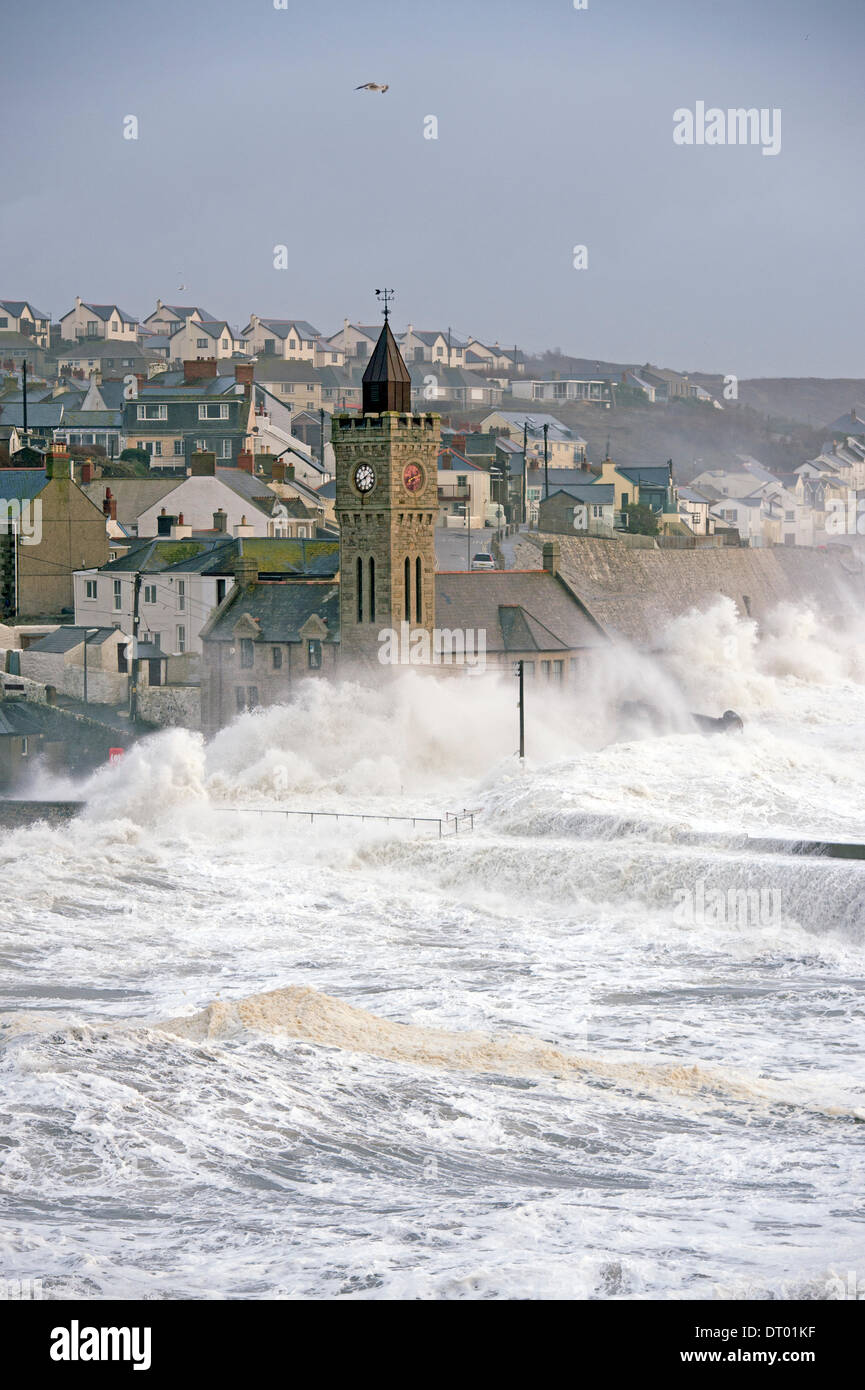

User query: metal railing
[228,807,475,837]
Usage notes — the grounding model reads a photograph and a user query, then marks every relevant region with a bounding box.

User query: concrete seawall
[517,535,864,645]
[0,800,84,830]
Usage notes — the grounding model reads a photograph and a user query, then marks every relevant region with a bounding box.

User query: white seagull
[356,82,389,93]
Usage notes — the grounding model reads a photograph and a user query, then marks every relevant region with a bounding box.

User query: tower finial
[375,287,394,322]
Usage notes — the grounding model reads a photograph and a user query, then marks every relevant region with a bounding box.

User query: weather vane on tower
[375,288,394,322]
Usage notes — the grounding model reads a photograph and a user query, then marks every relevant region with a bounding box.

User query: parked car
[470,552,496,570]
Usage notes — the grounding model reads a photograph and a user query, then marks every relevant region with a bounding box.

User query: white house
[60,298,139,343]
[242,316,321,361]
[0,300,51,347]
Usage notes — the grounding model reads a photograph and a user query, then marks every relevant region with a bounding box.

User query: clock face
[403,462,424,494]
[354,463,375,494]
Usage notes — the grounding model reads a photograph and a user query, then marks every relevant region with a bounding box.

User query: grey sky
[2,0,862,377]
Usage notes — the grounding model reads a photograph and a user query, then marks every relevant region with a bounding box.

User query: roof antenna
[375,288,394,323]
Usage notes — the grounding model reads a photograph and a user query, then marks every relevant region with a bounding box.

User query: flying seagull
[356,82,389,93]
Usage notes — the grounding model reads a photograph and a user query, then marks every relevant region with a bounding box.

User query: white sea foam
[1,598,864,1298]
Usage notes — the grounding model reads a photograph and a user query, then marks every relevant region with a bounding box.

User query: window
[137,404,167,420]
[177,581,185,611]
[153,441,162,457]
[289,339,297,349]
[198,403,229,420]
[368,556,375,621]
[177,625,186,653]
[21,738,28,756]
[404,555,411,621]
[552,660,563,681]
[195,439,206,451]
[85,579,98,600]
[144,584,157,604]
[272,647,282,669]
[540,660,551,678]
[221,339,229,351]
[196,337,208,348]
[86,321,99,337]
[415,555,422,622]
[222,440,232,458]
[0,318,7,329]
[264,339,276,354]
[307,639,322,669]
[113,579,122,611]
[356,556,363,623]
[240,637,254,668]
[173,439,183,455]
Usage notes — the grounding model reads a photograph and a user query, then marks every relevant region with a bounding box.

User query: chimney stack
[232,549,258,586]
[542,540,560,576]
[45,444,72,481]
[80,461,94,484]
[183,358,219,384]
[190,450,216,476]
[102,487,114,516]
[213,508,228,533]
[237,451,254,474]
[234,363,254,387]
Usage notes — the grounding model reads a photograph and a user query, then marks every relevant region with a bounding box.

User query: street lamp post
[82,627,99,704]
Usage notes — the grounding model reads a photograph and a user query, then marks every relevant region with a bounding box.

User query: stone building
[198,316,609,731]
[333,314,440,666]
[0,447,109,619]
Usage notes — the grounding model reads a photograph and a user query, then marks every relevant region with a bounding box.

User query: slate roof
[82,478,180,526]
[434,571,606,652]
[27,626,118,654]
[827,407,865,434]
[0,403,63,427]
[542,483,615,505]
[0,701,74,739]
[203,580,339,643]
[253,359,323,383]
[162,305,220,323]
[0,468,47,499]
[617,465,672,487]
[0,300,50,320]
[253,319,321,341]
[74,303,138,325]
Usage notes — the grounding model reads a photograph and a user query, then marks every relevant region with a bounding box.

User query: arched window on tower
[404,555,411,621]
[368,556,376,622]
[415,556,422,623]
[356,556,363,623]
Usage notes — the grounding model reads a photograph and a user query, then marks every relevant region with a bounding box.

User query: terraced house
[122,360,254,467]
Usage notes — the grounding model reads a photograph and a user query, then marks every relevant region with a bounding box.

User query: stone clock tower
[333,300,440,666]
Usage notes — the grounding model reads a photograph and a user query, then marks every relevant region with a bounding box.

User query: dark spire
[362,293,411,413]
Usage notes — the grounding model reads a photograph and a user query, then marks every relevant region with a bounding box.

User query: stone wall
[137,683,201,729]
[516,534,864,645]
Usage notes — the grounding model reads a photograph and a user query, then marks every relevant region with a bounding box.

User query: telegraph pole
[319,406,327,473]
[522,419,528,524]
[129,573,142,722]
[21,360,28,447]
[516,660,525,760]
